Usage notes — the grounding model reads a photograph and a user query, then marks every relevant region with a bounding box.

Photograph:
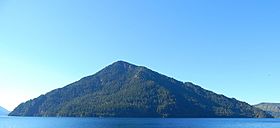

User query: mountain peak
[113,60,131,64]
[9,62,272,118]
[110,60,137,68]
[98,60,139,75]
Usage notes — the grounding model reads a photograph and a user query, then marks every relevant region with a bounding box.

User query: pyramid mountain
[9,61,271,118]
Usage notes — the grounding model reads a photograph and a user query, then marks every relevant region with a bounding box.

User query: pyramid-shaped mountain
[9,61,271,118]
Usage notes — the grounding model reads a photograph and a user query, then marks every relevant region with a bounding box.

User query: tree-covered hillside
[9,61,272,118]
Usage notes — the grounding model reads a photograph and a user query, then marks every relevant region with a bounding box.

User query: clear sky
[0,0,280,111]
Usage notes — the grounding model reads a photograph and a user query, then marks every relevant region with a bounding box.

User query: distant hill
[9,61,272,118]
[0,106,9,115]
[254,103,280,118]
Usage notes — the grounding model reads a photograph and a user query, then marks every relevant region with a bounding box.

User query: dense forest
[9,61,271,118]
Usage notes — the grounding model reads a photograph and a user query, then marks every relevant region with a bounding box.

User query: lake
[0,116,279,128]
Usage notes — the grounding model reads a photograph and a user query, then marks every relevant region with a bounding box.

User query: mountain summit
[9,61,271,118]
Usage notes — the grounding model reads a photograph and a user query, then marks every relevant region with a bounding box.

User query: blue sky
[0,0,280,110]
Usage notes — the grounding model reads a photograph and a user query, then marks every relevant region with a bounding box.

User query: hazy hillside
[0,106,9,115]
[9,61,271,118]
[255,103,280,118]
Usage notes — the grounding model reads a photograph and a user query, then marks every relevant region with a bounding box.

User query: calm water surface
[0,116,279,128]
